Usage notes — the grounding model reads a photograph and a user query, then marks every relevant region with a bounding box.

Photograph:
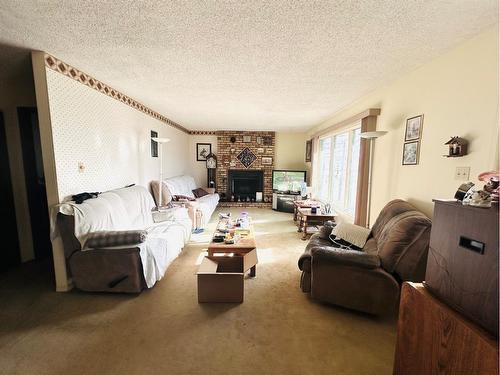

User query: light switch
[455,166,470,181]
[78,162,85,173]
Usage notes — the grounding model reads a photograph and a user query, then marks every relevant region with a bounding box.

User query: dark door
[0,112,21,270]
[17,107,52,260]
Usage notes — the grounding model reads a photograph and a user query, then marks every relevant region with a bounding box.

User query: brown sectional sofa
[298,199,431,315]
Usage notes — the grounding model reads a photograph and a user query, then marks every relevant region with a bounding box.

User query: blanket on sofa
[50,185,191,288]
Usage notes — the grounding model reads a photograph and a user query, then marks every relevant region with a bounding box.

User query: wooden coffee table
[297,207,336,240]
[207,222,257,277]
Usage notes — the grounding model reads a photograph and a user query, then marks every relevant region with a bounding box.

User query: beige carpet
[0,208,396,375]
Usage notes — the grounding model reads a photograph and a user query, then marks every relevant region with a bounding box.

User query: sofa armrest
[69,247,146,293]
[174,199,199,208]
[84,230,147,249]
[201,187,216,194]
[310,247,380,269]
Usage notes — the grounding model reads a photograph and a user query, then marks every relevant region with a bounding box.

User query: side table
[297,207,336,240]
[293,199,322,221]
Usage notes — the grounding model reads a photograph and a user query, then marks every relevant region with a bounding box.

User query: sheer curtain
[312,122,361,220]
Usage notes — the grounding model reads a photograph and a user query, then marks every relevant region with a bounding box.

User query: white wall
[188,134,217,187]
[33,52,190,291]
[275,132,308,172]
[308,26,499,222]
[44,68,189,201]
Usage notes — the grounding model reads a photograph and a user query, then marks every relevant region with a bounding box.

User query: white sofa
[53,185,192,292]
[152,175,219,229]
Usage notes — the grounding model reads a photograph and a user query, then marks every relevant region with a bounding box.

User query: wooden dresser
[425,200,498,335]
[393,283,499,375]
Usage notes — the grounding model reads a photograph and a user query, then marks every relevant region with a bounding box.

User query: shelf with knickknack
[443,136,468,157]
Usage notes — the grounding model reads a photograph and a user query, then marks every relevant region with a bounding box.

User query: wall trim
[189,130,217,135]
[43,53,190,134]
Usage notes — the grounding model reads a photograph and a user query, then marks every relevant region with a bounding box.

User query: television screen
[272,170,306,194]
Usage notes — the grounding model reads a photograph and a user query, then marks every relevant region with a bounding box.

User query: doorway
[0,112,21,271]
[17,107,52,260]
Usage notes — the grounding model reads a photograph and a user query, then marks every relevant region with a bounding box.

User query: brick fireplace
[216,130,275,206]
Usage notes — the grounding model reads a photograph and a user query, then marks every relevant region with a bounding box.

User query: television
[272,170,306,194]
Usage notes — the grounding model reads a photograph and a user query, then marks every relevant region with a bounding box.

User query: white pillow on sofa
[331,222,371,249]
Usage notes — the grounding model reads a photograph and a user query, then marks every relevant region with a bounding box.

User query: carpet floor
[0,208,396,375]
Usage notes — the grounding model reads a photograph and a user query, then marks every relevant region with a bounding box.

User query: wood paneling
[393,283,499,375]
[425,200,499,336]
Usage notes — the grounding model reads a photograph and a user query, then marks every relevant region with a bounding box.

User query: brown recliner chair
[298,199,431,315]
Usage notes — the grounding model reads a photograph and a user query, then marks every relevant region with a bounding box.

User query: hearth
[227,170,264,202]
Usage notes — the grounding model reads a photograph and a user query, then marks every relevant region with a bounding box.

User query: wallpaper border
[189,130,217,135]
[44,53,190,134]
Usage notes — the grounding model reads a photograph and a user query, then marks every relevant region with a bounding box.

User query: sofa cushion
[112,186,155,228]
[85,230,148,249]
[164,175,197,198]
[192,188,209,198]
[376,210,431,280]
[150,180,173,206]
[370,199,419,241]
[311,247,381,269]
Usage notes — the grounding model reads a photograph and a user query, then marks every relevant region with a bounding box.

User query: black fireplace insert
[227,170,264,201]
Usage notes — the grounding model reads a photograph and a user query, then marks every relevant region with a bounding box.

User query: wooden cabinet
[393,283,498,375]
[425,200,499,335]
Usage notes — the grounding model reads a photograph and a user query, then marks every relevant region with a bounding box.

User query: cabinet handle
[459,236,485,254]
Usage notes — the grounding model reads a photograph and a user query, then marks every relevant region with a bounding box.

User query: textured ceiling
[0,1,497,131]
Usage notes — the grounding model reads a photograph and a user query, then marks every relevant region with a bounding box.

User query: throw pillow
[329,222,371,250]
[172,194,196,201]
[85,230,148,249]
[192,188,209,198]
[150,180,173,206]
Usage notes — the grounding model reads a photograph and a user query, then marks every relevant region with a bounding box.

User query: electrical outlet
[78,162,85,173]
[455,166,470,181]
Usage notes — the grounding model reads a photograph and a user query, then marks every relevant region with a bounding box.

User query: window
[315,124,361,216]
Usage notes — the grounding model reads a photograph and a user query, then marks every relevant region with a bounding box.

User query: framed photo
[196,143,211,161]
[257,148,264,153]
[261,156,273,165]
[405,115,423,141]
[243,135,251,142]
[256,136,263,144]
[263,136,272,146]
[305,139,312,162]
[402,141,419,165]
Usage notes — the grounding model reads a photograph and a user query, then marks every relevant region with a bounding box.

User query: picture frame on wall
[305,139,312,162]
[402,141,419,165]
[243,135,251,142]
[261,156,273,165]
[196,143,211,161]
[404,115,423,141]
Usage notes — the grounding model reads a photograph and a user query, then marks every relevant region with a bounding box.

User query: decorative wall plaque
[237,147,257,168]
